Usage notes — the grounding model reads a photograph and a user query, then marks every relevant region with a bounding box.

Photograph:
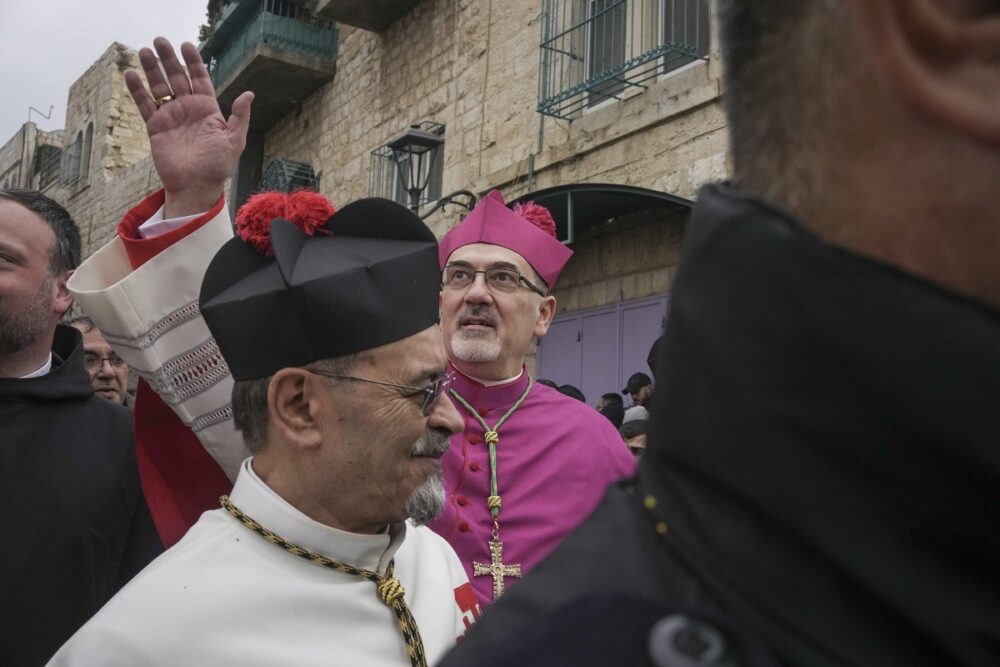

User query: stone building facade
[0,1,730,400]
[0,43,160,260]
[0,123,64,192]
[201,0,729,397]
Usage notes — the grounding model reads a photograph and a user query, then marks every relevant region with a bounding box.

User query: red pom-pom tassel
[512,201,557,238]
[235,190,336,255]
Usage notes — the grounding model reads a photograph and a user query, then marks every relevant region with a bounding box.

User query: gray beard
[450,329,501,363]
[0,275,53,358]
[405,430,451,525]
[405,469,445,526]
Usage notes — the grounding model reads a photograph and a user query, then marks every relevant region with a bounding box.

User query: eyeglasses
[84,353,127,370]
[310,369,455,416]
[441,264,546,297]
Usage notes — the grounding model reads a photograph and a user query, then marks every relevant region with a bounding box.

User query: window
[662,0,710,72]
[60,132,83,186]
[258,158,319,192]
[538,0,711,118]
[80,123,94,181]
[368,122,444,209]
[34,144,62,191]
[586,0,627,107]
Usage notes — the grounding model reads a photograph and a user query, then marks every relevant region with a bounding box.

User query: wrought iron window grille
[537,0,711,119]
[34,145,63,191]
[259,158,320,192]
[59,133,84,187]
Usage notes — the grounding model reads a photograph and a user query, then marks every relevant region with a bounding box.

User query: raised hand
[125,37,253,218]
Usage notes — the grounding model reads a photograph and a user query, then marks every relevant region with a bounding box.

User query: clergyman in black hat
[52,38,479,667]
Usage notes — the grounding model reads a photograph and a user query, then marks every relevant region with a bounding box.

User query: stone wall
[0,124,35,189]
[554,206,688,316]
[262,0,729,315]
[60,43,158,257]
[0,124,64,190]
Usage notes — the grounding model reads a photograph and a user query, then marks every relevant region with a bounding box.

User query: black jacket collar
[639,183,1000,665]
[0,325,94,402]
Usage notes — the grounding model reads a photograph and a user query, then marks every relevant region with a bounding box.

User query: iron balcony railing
[207,0,338,88]
[538,0,710,119]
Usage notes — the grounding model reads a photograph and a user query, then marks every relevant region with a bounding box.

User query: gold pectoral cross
[473,539,522,600]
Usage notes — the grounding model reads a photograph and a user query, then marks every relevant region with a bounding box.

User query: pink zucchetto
[438,190,573,289]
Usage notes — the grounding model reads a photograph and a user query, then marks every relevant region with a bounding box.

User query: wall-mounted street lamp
[386,124,443,215]
[387,123,477,219]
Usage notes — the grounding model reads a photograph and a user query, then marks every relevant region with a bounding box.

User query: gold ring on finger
[154,94,176,109]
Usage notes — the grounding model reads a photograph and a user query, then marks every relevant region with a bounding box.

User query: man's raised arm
[68,38,254,548]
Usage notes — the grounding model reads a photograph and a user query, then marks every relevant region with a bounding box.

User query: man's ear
[267,369,325,450]
[52,270,73,318]
[853,0,1000,146]
[532,295,557,338]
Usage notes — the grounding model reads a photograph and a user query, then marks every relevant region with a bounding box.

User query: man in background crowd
[618,420,646,459]
[67,316,130,406]
[622,371,653,408]
[596,392,624,428]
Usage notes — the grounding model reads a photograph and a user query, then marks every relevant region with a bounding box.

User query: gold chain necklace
[449,378,532,599]
[220,495,427,667]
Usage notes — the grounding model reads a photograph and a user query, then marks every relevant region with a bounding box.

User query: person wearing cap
[622,371,653,409]
[52,38,479,666]
[430,191,635,607]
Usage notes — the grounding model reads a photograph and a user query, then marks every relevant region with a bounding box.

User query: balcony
[200,0,338,130]
[311,0,420,32]
[537,0,710,119]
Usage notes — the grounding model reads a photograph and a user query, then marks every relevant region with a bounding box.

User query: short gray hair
[230,352,368,452]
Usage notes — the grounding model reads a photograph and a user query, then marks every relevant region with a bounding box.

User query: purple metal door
[619,297,669,396]
[580,308,619,405]
[537,316,582,387]
[537,294,670,404]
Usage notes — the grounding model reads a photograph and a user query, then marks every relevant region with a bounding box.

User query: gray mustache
[412,430,451,457]
[458,306,498,327]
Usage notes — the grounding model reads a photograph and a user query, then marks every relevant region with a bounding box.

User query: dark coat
[0,325,161,666]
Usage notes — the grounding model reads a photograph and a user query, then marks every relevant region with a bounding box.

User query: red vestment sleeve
[120,190,233,547]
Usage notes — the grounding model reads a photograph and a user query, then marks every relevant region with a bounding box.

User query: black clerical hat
[200,193,440,380]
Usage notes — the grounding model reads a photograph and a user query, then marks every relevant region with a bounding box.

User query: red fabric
[454,582,482,634]
[119,190,226,268]
[133,380,232,547]
[119,189,232,547]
